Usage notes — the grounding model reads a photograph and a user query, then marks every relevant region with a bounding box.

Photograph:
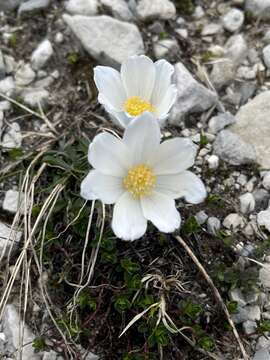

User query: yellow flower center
[123,164,156,198]
[124,96,156,116]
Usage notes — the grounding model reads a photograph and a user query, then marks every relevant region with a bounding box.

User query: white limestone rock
[0,222,22,258]
[169,62,217,125]
[222,8,244,32]
[257,208,270,232]
[65,0,98,16]
[136,0,176,21]
[3,304,41,360]
[63,14,144,66]
[230,91,270,169]
[2,122,22,149]
[239,192,255,214]
[3,190,24,214]
[100,0,134,21]
[31,39,53,70]
[18,0,50,14]
[15,63,35,86]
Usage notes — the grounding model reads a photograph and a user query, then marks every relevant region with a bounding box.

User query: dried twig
[174,235,250,360]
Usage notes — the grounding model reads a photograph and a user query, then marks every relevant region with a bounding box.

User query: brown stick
[174,235,250,360]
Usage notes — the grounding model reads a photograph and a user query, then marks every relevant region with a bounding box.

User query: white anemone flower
[81,112,206,241]
[93,55,177,128]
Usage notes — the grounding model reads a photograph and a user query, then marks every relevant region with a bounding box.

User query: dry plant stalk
[175,235,250,360]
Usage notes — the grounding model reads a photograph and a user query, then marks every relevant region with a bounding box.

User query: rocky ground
[1,0,270,359]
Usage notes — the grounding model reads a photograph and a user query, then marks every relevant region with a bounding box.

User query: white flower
[81,113,206,241]
[94,55,177,128]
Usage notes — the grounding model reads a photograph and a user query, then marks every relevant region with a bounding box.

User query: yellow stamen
[123,164,156,198]
[124,96,156,117]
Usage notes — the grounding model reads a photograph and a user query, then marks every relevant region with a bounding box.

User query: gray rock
[207,154,219,170]
[31,39,53,70]
[0,76,15,96]
[211,34,248,89]
[15,63,35,86]
[100,0,134,21]
[258,208,270,232]
[253,348,270,360]
[253,189,270,210]
[239,81,257,106]
[263,29,270,44]
[263,45,270,70]
[63,14,144,67]
[237,65,257,80]
[208,112,235,134]
[3,304,41,360]
[223,213,245,230]
[259,264,270,288]
[0,50,6,79]
[42,351,58,360]
[222,8,244,32]
[18,0,50,14]
[193,5,204,19]
[0,222,22,257]
[246,0,270,20]
[21,88,49,107]
[207,217,221,235]
[195,210,208,225]
[4,55,16,74]
[0,0,21,11]
[2,123,22,149]
[229,288,247,307]
[263,172,270,190]
[213,130,256,166]
[243,320,257,335]
[3,190,24,214]
[201,23,222,36]
[176,28,188,39]
[246,305,261,321]
[256,336,270,350]
[232,306,249,324]
[231,91,270,169]
[65,0,98,16]
[153,39,179,60]
[169,62,217,125]
[239,192,255,214]
[136,0,176,21]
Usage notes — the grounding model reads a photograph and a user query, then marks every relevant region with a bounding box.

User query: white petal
[123,112,161,165]
[152,138,197,175]
[121,55,156,101]
[155,85,178,118]
[88,132,131,177]
[141,192,181,233]
[112,192,147,241]
[80,170,124,204]
[156,171,206,203]
[151,59,176,110]
[94,66,126,111]
[106,108,132,128]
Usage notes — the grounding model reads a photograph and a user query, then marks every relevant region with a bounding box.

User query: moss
[175,0,195,16]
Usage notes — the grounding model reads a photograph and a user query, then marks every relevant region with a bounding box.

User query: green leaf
[182,216,201,234]
[121,258,141,274]
[258,320,270,333]
[227,301,238,314]
[148,325,170,347]
[181,300,203,319]
[198,336,215,351]
[114,295,131,312]
[32,337,46,352]
[77,291,96,311]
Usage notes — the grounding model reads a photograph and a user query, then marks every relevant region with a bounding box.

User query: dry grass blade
[175,235,250,360]
[119,302,160,338]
